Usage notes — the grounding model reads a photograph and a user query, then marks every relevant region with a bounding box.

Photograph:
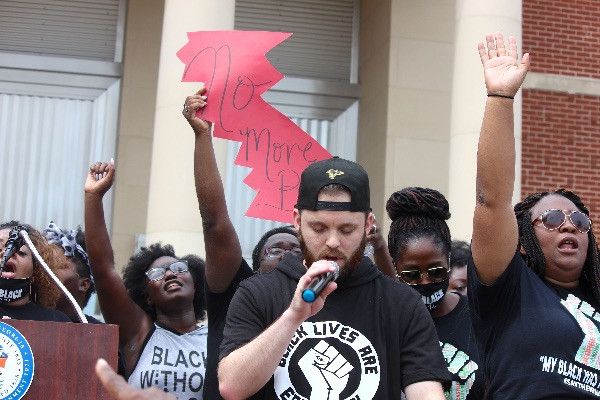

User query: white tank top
[128,323,208,400]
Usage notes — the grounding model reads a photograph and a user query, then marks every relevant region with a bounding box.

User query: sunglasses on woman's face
[397,266,450,285]
[145,260,189,282]
[532,209,592,234]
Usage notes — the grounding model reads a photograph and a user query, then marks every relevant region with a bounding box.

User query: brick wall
[522,1,600,224]
[523,1,600,79]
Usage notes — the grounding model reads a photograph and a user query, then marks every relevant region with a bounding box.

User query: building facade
[1,0,599,274]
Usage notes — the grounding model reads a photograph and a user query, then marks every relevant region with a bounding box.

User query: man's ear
[293,208,301,231]
[365,212,374,236]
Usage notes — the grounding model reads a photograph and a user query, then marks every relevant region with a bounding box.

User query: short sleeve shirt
[203,260,252,400]
[0,302,71,322]
[434,294,484,399]
[468,248,600,398]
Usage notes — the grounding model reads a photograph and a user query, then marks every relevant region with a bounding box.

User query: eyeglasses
[532,209,592,234]
[264,247,302,259]
[397,266,450,285]
[145,260,189,282]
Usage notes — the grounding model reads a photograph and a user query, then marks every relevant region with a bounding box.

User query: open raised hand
[478,32,530,98]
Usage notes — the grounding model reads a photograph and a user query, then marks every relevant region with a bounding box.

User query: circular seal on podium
[0,321,34,400]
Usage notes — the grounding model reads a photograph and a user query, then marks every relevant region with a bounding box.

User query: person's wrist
[194,127,210,137]
[84,191,105,199]
[487,93,514,100]
[283,304,308,326]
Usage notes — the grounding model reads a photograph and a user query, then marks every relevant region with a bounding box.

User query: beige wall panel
[359,0,392,223]
[361,0,390,23]
[112,233,136,269]
[446,131,478,242]
[388,137,449,197]
[456,0,521,19]
[371,0,454,231]
[359,79,389,221]
[145,231,204,257]
[359,44,391,112]
[119,87,162,139]
[376,136,449,238]
[359,0,455,234]
[360,0,392,62]
[390,38,454,91]
[387,87,452,142]
[112,0,165,270]
[448,0,522,242]
[117,136,154,184]
[145,0,235,258]
[391,0,455,40]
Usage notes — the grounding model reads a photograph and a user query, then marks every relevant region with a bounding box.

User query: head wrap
[44,221,93,283]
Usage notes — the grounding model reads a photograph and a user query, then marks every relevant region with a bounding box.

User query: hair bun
[386,187,450,222]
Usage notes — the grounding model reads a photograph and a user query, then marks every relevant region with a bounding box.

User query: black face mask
[0,277,31,303]
[413,279,449,311]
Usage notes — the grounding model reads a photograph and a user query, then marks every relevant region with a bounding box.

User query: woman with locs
[387,187,483,399]
[470,32,600,398]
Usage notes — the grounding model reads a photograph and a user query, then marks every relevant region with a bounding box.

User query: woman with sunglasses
[471,33,600,398]
[386,187,483,400]
[84,161,207,398]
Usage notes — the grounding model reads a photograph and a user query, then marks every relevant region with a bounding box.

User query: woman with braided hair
[470,32,600,398]
[387,187,483,400]
[44,222,100,323]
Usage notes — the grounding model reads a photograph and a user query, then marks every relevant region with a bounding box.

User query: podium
[0,319,119,399]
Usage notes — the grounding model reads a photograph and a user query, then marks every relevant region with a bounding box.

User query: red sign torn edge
[178,30,332,223]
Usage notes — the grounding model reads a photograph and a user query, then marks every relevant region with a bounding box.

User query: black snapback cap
[295,156,370,212]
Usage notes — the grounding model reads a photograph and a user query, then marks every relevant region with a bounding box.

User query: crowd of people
[0,32,598,399]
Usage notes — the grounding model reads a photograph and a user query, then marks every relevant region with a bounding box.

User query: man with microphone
[217,157,449,399]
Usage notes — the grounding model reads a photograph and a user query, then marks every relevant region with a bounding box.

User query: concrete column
[112,0,164,270]
[359,0,456,239]
[447,0,522,241]
[145,0,235,256]
[358,0,392,225]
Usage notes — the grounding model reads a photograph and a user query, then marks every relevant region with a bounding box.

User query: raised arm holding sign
[177,30,332,223]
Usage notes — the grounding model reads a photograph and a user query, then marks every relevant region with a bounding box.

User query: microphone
[302,261,340,303]
[0,225,26,274]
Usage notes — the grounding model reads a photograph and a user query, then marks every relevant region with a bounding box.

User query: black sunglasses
[397,266,450,285]
[533,209,592,234]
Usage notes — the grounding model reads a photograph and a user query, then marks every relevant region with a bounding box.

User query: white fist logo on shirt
[299,340,354,400]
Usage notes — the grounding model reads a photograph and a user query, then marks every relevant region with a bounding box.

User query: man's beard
[298,228,367,285]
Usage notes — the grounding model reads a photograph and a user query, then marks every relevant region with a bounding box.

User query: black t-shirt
[468,248,600,399]
[0,301,71,322]
[69,314,103,324]
[220,253,450,399]
[434,294,484,399]
[203,259,253,400]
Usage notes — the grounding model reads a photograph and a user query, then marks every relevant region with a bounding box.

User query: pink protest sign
[177,31,332,223]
